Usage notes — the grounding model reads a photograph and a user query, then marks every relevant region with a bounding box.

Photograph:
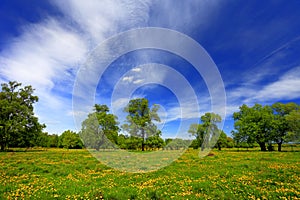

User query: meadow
[0,147,299,200]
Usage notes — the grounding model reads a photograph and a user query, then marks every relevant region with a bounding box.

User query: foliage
[285,109,300,143]
[0,81,45,150]
[122,98,161,151]
[215,131,227,150]
[79,104,119,150]
[233,103,300,151]
[58,130,83,149]
[271,102,300,151]
[233,104,274,151]
[165,138,191,150]
[188,112,222,151]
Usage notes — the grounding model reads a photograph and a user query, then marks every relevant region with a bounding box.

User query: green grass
[0,147,299,199]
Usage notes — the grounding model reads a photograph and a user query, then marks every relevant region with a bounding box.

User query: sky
[1,0,300,138]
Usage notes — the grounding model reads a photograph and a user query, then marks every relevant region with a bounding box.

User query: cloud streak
[0,0,152,134]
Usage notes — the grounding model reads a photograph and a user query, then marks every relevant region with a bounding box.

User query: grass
[0,147,299,199]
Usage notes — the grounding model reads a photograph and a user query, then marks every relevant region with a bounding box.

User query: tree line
[1,81,299,151]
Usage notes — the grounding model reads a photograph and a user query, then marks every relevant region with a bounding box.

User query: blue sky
[1,0,300,138]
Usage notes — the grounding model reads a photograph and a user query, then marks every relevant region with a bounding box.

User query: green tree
[59,130,83,149]
[271,102,300,151]
[122,98,160,151]
[47,134,59,147]
[34,132,50,147]
[145,131,165,150]
[285,109,300,143]
[233,104,274,151]
[188,112,222,151]
[80,104,119,150]
[226,136,235,148]
[0,81,45,150]
[215,131,227,150]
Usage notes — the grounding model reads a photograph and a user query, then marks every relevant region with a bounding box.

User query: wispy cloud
[0,0,152,134]
[254,66,300,101]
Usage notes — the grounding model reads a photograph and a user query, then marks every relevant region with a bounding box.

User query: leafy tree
[145,131,165,150]
[215,131,227,150]
[34,132,50,147]
[125,136,143,150]
[188,124,205,149]
[0,81,45,150]
[122,98,160,151]
[226,136,235,148]
[165,138,173,146]
[188,112,222,151]
[59,130,83,149]
[165,138,191,150]
[47,134,59,147]
[233,104,274,151]
[285,109,300,143]
[271,102,300,151]
[80,104,119,150]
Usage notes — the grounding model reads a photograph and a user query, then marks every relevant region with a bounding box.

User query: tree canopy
[79,104,119,150]
[122,98,161,151]
[233,103,300,151]
[0,81,45,150]
[188,112,222,151]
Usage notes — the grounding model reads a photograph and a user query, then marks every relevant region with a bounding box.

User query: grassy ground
[0,147,299,200]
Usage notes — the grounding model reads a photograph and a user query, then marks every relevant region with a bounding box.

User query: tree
[59,130,83,149]
[233,104,274,151]
[122,98,161,151]
[145,131,165,150]
[188,124,205,149]
[285,109,300,143]
[226,136,235,148]
[271,102,300,151]
[48,134,59,147]
[188,112,222,151]
[0,81,45,151]
[80,104,119,150]
[215,131,227,150]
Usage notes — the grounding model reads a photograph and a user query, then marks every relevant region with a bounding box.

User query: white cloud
[133,79,144,84]
[225,66,300,120]
[122,76,134,82]
[132,67,142,72]
[254,66,300,101]
[0,0,152,134]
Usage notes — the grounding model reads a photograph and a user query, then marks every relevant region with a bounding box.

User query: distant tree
[165,138,173,146]
[188,124,205,149]
[166,138,191,150]
[190,139,200,149]
[47,134,59,147]
[80,104,119,150]
[145,131,165,150]
[126,136,143,150]
[188,112,222,151]
[226,136,235,148]
[215,131,227,150]
[34,132,50,147]
[271,102,300,151]
[59,130,83,149]
[233,104,274,151]
[285,109,300,143]
[122,98,161,151]
[0,81,45,150]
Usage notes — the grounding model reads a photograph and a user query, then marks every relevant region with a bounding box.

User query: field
[0,147,299,200]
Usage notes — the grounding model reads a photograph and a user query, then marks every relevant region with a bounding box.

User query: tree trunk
[259,142,267,151]
[278,142,282,152]
[218,144,221,151]
[0,142,5,151]
[141,128,145,151]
